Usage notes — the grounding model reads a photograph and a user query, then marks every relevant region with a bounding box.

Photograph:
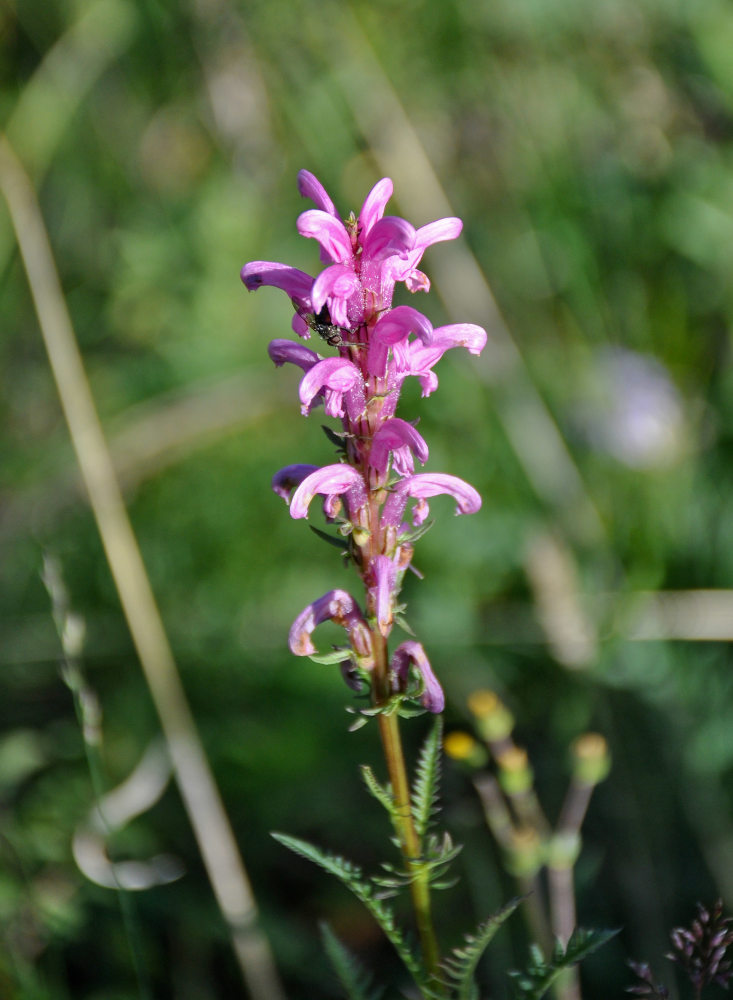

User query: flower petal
[358,177,393,240]
[381,473,481,527]
[268,339,320,371]
[311,264,362,324]
[297,209,353,264]
[391,641,445,713]
[368,554,396,637]
[271,464,320,502]
[371,418,429,477]
[368,306,433,377]
[289,589,371,660]
[361,216,415,263]
[240,261,314,306]
[432,323,487,356]
[299,358,362,418]
[297,170,338,217]
[289,464,367,519]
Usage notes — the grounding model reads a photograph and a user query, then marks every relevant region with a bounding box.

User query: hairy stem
[372,633,442,987]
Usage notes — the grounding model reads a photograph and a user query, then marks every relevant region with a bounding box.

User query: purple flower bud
[368,555,396,636]
[391,640,445,713]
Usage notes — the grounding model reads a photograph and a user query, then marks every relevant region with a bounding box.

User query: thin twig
[0,133,286,1000]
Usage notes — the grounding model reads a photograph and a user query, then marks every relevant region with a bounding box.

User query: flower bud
[497,746,533,795]
[467,689,514,743]
[443,731,488,769]
[571,732,610,786]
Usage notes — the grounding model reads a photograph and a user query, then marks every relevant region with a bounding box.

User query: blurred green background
[4,0,733,997]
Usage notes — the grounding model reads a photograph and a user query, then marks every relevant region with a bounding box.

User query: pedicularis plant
[241,172,610,999]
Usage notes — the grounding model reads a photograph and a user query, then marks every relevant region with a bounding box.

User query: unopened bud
[444,731,488,769]
[497,746,533,795]
[571,732,610,786]
[467,689,514,743]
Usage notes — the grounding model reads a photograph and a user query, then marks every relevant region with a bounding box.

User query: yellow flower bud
[444,731,488,768]
[571,732,611,786]
[467,689,514,743]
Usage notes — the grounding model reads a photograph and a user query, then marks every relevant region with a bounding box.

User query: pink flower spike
[357,178,393,240]
[240,261,314,307]
[268,339,320,372]
[381,473,482,527]
[371,418,429,477]
[391,641,445,714]
[289,589,371,660]
[297,170,338,217]
[297,210,353,265]
[299,358,363,418]
[272,464,320,502]
[290,464,366,520]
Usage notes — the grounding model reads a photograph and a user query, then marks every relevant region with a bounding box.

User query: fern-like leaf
[509,927,619,1000]
[320,922,382,1000]
[443,896,523,1000]
[272,833,426,988]
[361,764,395,818]
[412,717,443,842]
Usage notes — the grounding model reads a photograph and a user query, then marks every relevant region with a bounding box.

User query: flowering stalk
[242,171,487,984]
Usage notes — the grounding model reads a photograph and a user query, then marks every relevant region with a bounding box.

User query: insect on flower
[295,301,364,349]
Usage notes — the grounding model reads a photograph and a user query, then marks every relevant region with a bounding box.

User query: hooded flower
[243,170,488,716]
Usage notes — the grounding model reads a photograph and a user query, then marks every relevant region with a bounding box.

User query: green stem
[372,637,441,987]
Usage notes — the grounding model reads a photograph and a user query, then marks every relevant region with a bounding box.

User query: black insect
[310,305,347,347]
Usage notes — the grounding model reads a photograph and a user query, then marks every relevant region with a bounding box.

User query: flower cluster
[242,171,487,714]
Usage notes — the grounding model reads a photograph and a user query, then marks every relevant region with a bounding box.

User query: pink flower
[370,419,429,477]
[381,473,482,530]
[289,464,367,521]
[299,357,365,420]
[289,589,372,662]
[391,641,444,713]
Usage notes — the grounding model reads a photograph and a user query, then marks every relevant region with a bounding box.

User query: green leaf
[509,927,619,1000]
[308,649,351,665]
[412,718,443,843]
[319,922,381,1000]
[309,525,351,550]
[443,897,523,1000]
[360,764,395,817]
[272,833,426,989]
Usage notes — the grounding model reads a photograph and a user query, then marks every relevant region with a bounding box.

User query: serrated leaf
[361,765,395,817]
[272,833,426,989]
[320,922,382,1000]
[509,927,619,1000]
[412,718,443,843]
[443,896,523,1000]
